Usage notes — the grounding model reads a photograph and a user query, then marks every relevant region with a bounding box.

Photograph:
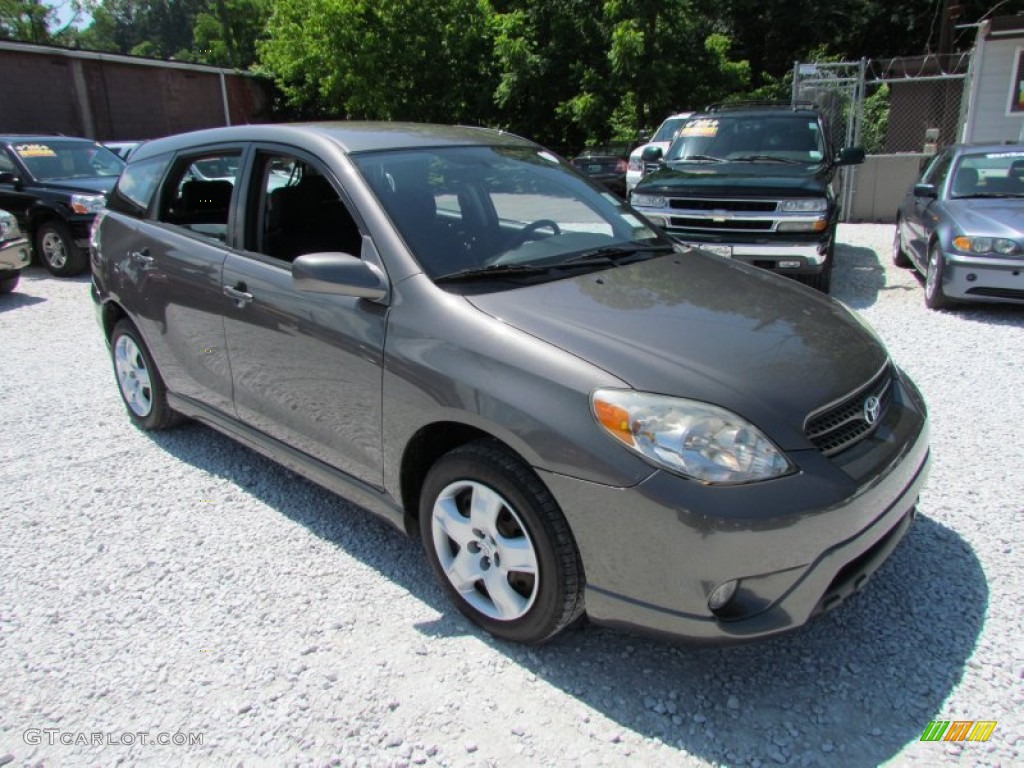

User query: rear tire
[110,319,184,430]
[0,271,19,294]
[420,439,585,645]
[892,220,911,267]
[36,220,87,277]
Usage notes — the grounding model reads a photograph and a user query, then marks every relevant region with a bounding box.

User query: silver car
[894,144,1024,309]
[0,208,30,294]
[91,123,930,645]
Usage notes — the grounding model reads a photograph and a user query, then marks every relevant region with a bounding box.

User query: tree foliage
[4,0,999,147]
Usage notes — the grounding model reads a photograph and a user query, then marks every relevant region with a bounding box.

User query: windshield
[653,117,688,143]
[353,146,667,281]
[664,115,826,164]
[950,151,1024,198]
[13,141,124,181]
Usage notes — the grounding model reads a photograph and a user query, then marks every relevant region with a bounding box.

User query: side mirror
[292,252,389,301]
[913,183,937,199]
[836,147,865,166]
[641,146,664,163]
[0,171,20,185]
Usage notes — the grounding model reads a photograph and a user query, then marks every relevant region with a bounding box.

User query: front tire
[36,220,87,276]
[892,220,911,267]
[924,243,953,310]
[420,439,585,645]
[0,271,19,294]
[110,319,183,430]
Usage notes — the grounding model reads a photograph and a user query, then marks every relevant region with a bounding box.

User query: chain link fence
[793,53,972,221]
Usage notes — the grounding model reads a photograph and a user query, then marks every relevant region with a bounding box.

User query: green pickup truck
[630,103,864,292]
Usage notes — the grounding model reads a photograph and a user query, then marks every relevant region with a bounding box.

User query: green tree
[192,0,269,67]
[1,0,56,42]
[259,0,494,123]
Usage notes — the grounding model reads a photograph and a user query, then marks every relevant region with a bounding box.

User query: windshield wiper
[434,263,556,283]
[953,192,1024,199]
[673,154,725,163]
[729,154,805,164]
[559,243,675,266]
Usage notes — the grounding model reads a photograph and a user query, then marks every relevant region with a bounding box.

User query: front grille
[669,217,773,231]
[669,198,777,212]
[965,287,1024,300]
[805,364,894,456]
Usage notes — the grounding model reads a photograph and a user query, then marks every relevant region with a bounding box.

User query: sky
[47,1,92,31]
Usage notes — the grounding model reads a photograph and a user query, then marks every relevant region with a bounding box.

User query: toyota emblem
[863,395,881,425]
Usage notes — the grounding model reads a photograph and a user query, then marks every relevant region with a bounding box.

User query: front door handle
[223,283,253,308]
[129,247,152,264]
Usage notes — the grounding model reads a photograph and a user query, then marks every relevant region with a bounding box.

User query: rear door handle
[223,283,253,307]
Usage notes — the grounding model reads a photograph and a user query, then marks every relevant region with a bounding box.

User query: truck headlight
[779,198,827,212]
[70,194,107,215]
[591,389,794,484]
[631,194,667,208]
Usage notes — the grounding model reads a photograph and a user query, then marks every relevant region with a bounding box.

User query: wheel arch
[99,298,129,341]
[398,421,530,537]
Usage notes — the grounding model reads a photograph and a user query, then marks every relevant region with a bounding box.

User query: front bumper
[941,250,1024,304]
[0,237,31,272]
[539,372,930,644]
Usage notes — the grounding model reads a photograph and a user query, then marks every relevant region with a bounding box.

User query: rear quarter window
[108,155,172,218]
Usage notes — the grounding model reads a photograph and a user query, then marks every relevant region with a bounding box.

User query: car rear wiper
[434,263,556,283]
[729,155,804,164]
[559,243,675,266]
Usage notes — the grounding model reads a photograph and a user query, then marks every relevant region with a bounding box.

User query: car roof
[0,135,100,145]
[687,109,821,120]
[128,122,538,163]
[950,143,1024,155]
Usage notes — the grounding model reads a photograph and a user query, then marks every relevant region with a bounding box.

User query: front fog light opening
[708,579,739,616]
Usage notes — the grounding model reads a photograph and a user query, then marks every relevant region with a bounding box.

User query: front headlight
[631,193,667,208]
[70,193,106,215]
[952,236,1019,255]
[779,198,828,212]
[0,213,15,239]
[591,389,794,484]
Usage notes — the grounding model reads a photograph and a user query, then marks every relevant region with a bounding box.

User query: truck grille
[669,217,773,231]
[805,364,894,456]
[669,198,777,212]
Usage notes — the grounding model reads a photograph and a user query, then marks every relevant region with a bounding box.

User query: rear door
[124,145,247,416]
[221,146,387,487]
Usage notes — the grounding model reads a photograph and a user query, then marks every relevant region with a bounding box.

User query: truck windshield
[665,115,826,165]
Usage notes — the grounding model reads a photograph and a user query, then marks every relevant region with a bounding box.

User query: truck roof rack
[703,100,819,113]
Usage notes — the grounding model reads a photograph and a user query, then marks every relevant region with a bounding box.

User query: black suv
[0,135,124,276]
[630,103,864,292]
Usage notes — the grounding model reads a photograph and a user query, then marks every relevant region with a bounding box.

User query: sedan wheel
[420,439,585,644]
[110,319,183,430]
[892,220,911,267]
[36,221,87,277]
[924,244,952,310]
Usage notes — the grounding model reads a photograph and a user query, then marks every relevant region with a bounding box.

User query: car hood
[943,198,1024,237]
[637,162,829,197]
[33,177,118,196]
[464,253,888,449]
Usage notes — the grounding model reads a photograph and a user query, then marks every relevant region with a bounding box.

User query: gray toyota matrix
[91,123,930,645]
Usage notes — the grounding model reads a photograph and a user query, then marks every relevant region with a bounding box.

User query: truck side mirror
[836,147,865,166]
[641,146,664,163]
[0,171,21,185]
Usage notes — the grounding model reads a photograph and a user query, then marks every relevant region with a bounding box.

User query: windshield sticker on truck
[680,120,719,138]
[14,144,57,158]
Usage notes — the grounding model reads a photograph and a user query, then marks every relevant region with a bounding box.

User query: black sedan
[893,144,1024,309]
[570,142,637,197]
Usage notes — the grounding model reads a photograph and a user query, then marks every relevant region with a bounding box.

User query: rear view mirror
[292,252,389,301]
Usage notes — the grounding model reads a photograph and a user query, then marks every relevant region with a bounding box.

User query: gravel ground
[1,223,1022,768]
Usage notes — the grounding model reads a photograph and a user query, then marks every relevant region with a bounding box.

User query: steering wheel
[509,219,561,248]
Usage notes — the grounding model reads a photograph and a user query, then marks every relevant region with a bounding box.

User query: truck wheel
[799,246,833,293]
[36,220,87,277]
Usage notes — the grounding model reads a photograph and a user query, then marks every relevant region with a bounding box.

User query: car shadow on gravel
[832,242,888,310]
[0,290,46,312]
[150,424,985,767]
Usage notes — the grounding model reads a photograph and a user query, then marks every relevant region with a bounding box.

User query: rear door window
[157,151,242,242]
